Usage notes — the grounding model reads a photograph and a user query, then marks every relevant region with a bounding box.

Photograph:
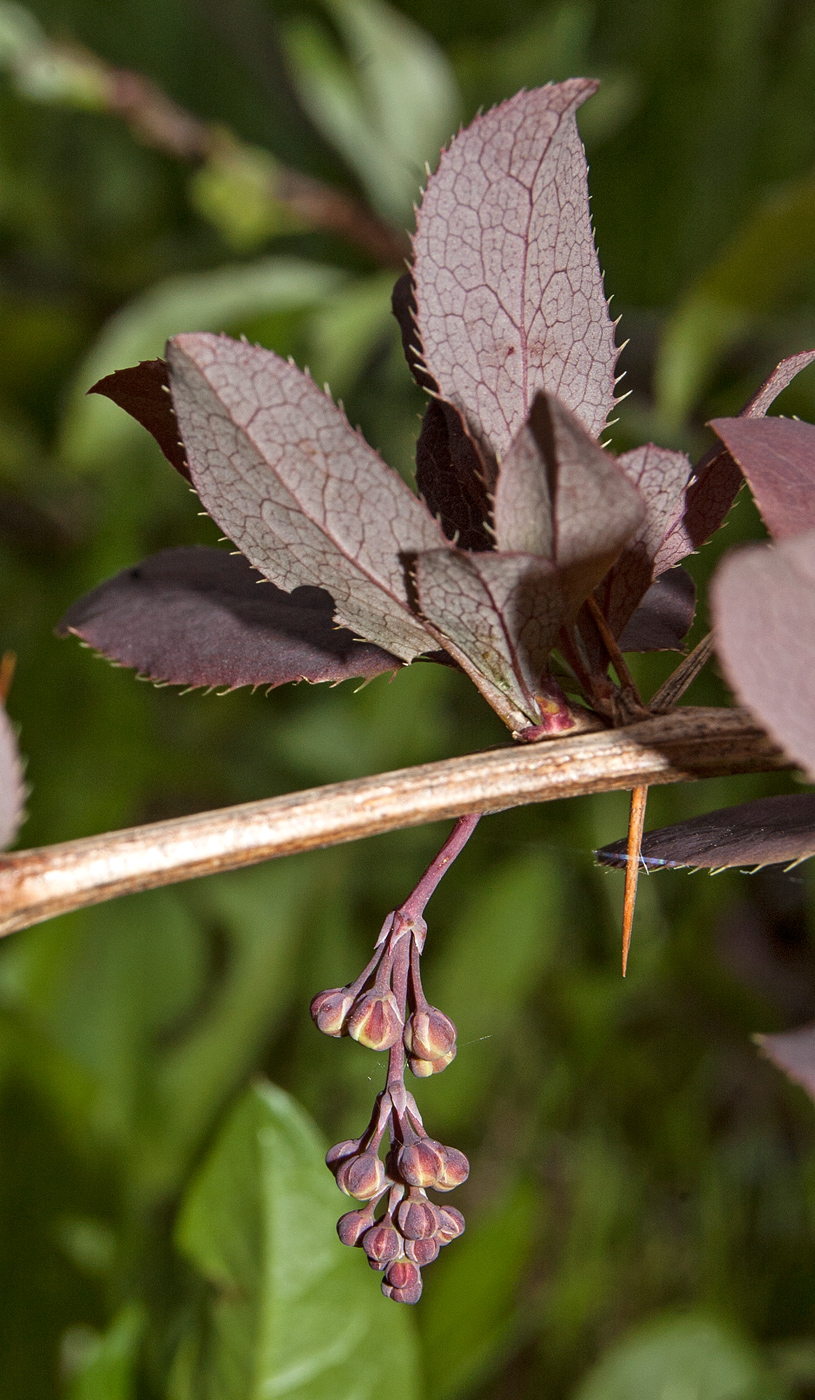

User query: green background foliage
[2,0,815,1395]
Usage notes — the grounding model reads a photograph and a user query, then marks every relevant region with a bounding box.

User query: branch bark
[0,707,789,939]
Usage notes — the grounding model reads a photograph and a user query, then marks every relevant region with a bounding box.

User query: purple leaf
[89,359,191,482]
[411,81,618,460]
[493,392,646,605]
[413,548,568,724]
[758,1024,815,1103]
[597,793,815,871]
[708,416,815,541]
[659,349,815,563]
[617,565,696,652]
[165,333,447,663]
[415,398,494,550]
[712,527,815,781]
[0,701,24,850]
[592,442,693,634]
[57,547,400,690]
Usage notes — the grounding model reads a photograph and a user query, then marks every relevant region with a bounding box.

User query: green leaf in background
[60,258,347,471]
[572,1313,786,1400]
[171,1080,420,1400]
[420,1181,540,1400]
[655,172,815,428]
[304,271,399,401]
[63,1304,145,1400]
[417,851,565,1132]
[283,0,460,224]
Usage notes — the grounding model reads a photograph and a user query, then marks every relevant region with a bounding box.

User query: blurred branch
[0,2,408,264]
[0,707,789,938]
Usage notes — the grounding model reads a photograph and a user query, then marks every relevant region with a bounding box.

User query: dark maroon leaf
[617,565,696,652]
[413,547,568,726]
[493,392,645,606]
[391,272,436,393]
[708,416,815,541]
[57,547,401,690]
[415,398,494,551]
[89,359,191,482]
[758,1024,815,1103]
[712,527,815,780]
[0,701,24,849]
[412,81,618,460]
[658,349,815,565]
[597,793,815,871]
[165,333,447,663]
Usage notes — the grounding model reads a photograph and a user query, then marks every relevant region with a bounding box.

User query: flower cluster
[310,828,475,1304]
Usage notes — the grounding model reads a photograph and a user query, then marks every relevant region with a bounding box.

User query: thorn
[0,652,16,703]
[622,785,648,976]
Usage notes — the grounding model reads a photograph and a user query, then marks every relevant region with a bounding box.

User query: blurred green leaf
[656,173,815,428]
[284,0,460,223]
[64,1303,145,1400]
[573,1313,786,1400]
[60,258,347,471]
[304,270,398,399]
[172,1080,420,1400]
[420,1181,539,1400]
[417,852,565,1131]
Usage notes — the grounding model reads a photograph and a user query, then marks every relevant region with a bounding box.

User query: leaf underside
[414,547,568,720]
[165,333,446,663]
[412,80,618,459]
[597,793,815,871]
[56,547,400,690]
[711,527,815,781]
[709,415,815,541]
[0,701,24,849]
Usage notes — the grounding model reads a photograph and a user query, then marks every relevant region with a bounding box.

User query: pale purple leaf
[617,566,696,651]
[413,547,568,722]
[709,416,815,541]
[659,349,815,563]
[165,334,447,663]
[57,547,400,690]
[89,359,191,482]
[412,81,618,460]
[597,793,815,871]
[758,1024,815,1103]
[593,442,693,634]
[493,392,645,605]
[712,527,815,780]
[415,397,493,550]
[0,701,24,850]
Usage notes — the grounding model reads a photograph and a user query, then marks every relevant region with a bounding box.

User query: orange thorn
[0,652,16,704]
[621,784,648,976]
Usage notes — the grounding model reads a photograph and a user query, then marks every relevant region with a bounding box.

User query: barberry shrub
[54,80,815,1302]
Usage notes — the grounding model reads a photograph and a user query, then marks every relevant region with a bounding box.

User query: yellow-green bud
[408,1046,456,1077]
[404,1007,457,1061]
[347,989,403,1051]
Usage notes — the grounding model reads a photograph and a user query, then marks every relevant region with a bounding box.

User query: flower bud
[347,989,403,1052]
[310,987,354,1037]
[385,1258,421,1292]
[404,1008,457,1061]
[396,1197,440,1240]
[408,1048,456,1077]
[336,1207,373,1247]
[325,1138,361,1174]
[405,1235,440,1266]
[396,1137,446,1189]
[436,1145,469,1191]
[436,1206,466,1244]
[381,1276,423,1305]
[362,1222,401,1269]
[335,1152,386,1200]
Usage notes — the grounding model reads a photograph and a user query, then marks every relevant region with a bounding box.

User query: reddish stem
[399,814,481,922]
